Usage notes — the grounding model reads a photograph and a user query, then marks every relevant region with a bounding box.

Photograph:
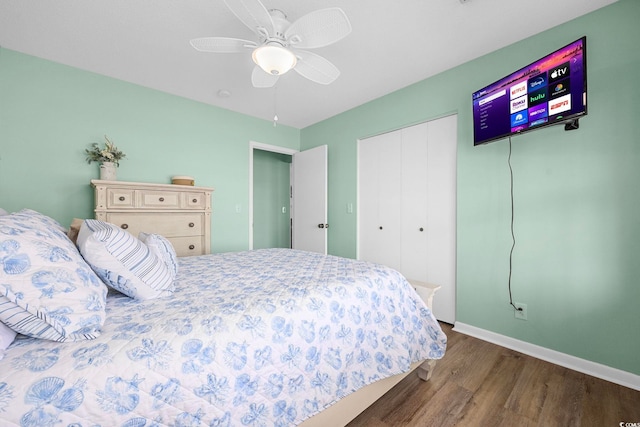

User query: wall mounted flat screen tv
[472,37,587,146]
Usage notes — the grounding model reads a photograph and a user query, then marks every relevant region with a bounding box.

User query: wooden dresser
[91,180,214,257]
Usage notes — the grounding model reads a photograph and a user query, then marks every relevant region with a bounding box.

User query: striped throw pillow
[77,220,175,300]
[139,232,179,277]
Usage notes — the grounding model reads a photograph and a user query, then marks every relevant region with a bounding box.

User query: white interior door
[292,145,328,254]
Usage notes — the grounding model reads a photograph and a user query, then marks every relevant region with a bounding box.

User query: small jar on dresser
[91,180,214,257]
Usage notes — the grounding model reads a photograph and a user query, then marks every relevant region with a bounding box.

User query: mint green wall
[0,48,299,252]
[301,0,640,375]
[253,150,291,249]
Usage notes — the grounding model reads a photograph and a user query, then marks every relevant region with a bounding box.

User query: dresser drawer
[106,188,135,208]
[185,192,207,209]
[140,191,181,209]
[106,213,203,238]
[169,236,205,257]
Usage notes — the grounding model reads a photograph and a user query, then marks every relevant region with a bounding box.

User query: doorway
[252,149,292,249]
[249,142,328,254]
[249,142,297,250]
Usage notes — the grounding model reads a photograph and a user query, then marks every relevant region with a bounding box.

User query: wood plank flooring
[347,323,640,427]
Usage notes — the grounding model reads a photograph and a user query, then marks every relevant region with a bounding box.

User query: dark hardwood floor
[347,323,640,427]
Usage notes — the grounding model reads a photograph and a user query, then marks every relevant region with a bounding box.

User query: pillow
[139,232,179,277]
[0,320,17,360]
[13,208,67,233]
[0,210,108,342]
[77,219,175,300]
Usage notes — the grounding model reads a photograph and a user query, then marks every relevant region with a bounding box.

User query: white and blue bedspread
[0,248,447,426]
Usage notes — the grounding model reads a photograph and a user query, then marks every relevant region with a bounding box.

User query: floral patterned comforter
[0,248,447,426]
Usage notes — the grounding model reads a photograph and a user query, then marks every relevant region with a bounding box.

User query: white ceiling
[0,0,616,129]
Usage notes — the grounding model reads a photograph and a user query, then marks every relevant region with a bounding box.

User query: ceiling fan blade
[190,37,256,53]
[223,0,274,37]
[294,50,340,85]
[285,8,352,49]
[251,65,279,88]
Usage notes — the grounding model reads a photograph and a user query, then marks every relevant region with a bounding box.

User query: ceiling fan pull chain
[273,85,279,127]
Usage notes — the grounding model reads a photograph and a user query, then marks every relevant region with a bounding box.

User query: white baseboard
[453,322,640,391]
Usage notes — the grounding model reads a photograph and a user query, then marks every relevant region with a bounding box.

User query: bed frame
[302,282,440,426]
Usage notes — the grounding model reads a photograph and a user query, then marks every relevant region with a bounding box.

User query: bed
[0,209,447,426]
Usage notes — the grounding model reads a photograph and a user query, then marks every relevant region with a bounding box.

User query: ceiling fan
[190,0,352,88]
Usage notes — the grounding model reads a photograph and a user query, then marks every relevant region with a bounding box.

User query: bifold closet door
[357,131,402,271]
[358,114,457,324]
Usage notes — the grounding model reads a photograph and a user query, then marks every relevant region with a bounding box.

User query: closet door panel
[357,136,381,264]
[358,132,402,270]
[376,132,402,271]
[400,122,429,282]
[425,115,457,323]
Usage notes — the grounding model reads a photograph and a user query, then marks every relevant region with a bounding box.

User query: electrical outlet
[514,303,527,320]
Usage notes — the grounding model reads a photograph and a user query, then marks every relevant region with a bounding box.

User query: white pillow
[0,320,17,360]
[78,220,175,300]
[0,210,108,342]
[139,232,179,277]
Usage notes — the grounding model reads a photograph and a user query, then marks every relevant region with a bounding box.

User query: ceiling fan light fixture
[252,44,297,76]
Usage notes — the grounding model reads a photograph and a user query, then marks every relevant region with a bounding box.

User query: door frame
[249,141,298,250]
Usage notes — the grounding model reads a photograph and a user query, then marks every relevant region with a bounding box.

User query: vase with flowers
[85,135,126,180]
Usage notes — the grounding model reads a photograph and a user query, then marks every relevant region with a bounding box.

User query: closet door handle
[318,224,325,229]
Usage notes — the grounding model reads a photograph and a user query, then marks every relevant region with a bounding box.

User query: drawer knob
[419,227,424,232]
[119,196,125,201]
[159,197,165,202]
[379,226,383,230]
[188,222,195,228]
[189,244,195,250]
[192,198,198,203]
[121,224,129,229]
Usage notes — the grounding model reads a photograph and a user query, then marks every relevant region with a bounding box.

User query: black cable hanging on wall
[507,136,522,312]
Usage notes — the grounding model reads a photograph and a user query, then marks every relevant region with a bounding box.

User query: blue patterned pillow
[139,232,179,277]
[77,220,175,300]
[0,210,108,342]
[12,208,67,232]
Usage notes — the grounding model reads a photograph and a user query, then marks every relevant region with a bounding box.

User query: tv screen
[472,37,587,146]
